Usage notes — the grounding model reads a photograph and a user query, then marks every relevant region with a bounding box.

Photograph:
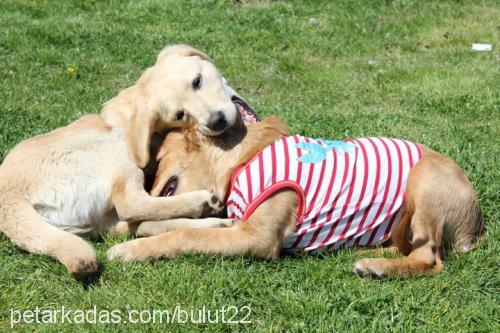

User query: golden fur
[0,45,244,278]
[108,117,485,278]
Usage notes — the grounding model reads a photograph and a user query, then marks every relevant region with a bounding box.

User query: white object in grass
[309,18,319,25]
[472,43,492,51]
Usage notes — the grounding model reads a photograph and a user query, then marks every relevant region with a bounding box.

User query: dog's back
[227,135,423,252]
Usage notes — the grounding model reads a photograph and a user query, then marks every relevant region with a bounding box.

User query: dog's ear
[183,128,203,152]
[156,44,212,64]
[101,80,158,169]
[127,110,159,168]
[260,116,291,136]
[234,116,290,168]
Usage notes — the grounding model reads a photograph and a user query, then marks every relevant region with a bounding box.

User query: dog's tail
[444,193,485,253]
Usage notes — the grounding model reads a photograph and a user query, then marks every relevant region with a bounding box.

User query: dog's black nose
[207,111,227,132]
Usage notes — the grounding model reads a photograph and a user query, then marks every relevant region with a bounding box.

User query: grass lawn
[0,0,499,331]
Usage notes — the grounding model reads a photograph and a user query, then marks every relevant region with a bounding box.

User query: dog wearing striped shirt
[108,117,485,277]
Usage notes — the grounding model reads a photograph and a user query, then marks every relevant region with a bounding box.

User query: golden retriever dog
[108,117,485,278]
[0,44,257,277]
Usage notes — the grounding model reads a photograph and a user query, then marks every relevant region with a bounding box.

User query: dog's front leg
[109,218,237,237]
[107,190,298,262]
[111,176,223,222]
[107,224,272,262]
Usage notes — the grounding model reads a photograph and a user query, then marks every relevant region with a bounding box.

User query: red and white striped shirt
[227,136,422,252]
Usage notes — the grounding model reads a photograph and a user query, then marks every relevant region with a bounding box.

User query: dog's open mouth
[232,96,260,124]
[159,176,178,197]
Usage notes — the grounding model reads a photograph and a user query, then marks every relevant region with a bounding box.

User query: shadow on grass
[80,265,104,291]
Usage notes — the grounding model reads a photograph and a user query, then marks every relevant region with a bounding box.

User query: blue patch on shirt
[296,140,354,163]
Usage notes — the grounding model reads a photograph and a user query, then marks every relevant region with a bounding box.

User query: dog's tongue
[232,96,260,124]
[236,103,258,124]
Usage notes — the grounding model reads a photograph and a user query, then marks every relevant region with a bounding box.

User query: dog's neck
[206,117,289,199]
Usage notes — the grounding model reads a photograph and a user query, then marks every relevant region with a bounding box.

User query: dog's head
[103,44,258,168]
[149,45,259,135]
[151,116,289,201]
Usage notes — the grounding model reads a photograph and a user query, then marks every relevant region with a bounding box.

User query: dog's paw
[183,190,225,218]
[199,191,224,217]
[221,218,238,228]
[110,222,132,236]
[353,258,387,278]
[214,218,238,228]
[107,240,146,262]
[65,253,99,279]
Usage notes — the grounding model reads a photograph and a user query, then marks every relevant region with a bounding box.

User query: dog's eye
[176,111,185,121]
[192,74,202,90]
[160,176,178,197]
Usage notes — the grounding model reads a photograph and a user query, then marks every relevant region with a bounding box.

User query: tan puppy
[0,44,253,277]
[108,117,485,278]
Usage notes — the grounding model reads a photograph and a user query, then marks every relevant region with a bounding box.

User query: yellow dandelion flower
[67,66,77,75]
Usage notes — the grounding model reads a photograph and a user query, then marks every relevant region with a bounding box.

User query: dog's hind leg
[353,208,442,277]
[0,198,98,278]
[353,146,484,278]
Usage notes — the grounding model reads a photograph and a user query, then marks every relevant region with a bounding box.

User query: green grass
[0,0,499,331]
